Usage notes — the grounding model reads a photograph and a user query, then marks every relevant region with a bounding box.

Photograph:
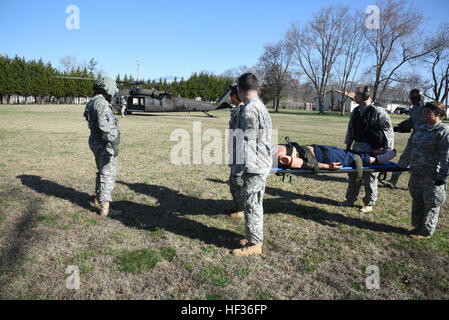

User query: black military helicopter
[55,76,233,117]
[114,81,232,117]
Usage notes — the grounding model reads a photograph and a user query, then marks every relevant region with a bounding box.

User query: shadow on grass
[206,178,409,236]
[17,175,240,249]
[0,197,40,270]
[207,178,341,206]
[17,175,96,212]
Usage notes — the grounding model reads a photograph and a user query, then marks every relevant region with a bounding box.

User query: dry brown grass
[0,104,448,299]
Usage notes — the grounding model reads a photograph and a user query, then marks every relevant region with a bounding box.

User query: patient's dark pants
[312,145,371,167]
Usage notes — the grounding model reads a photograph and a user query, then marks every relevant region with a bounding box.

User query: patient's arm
[305,162,343,170]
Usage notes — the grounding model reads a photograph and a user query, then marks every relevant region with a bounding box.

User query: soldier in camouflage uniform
[341,86,394,213]
[120,96,127,118]
[398,102,449,239]
[381,89,426,189]
[231,73,272,256]
[84,77,122,217]
[228,85,245,219]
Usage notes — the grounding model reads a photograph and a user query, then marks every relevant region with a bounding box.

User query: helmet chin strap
[102,93,112,103]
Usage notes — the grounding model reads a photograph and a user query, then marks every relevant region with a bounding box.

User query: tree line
[0,55,233,104]
[0,55,94,104]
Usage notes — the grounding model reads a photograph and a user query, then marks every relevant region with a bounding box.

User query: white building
[314,90,358,113]
[382,100,409,113]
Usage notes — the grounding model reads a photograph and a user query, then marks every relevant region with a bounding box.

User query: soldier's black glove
[434,179,447,186]
[394,122,412,133]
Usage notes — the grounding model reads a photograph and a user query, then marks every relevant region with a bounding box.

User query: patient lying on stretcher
[274,144,396,170]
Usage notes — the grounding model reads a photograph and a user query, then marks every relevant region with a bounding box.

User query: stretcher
[271,161,409,183]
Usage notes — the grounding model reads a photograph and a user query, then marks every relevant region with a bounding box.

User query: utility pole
[137,56,140,82]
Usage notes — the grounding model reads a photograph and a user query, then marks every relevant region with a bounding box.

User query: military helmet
[93,77,119,98]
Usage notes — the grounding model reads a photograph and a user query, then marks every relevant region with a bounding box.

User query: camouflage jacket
[235,96,272,174]
[84,94,120,147]
[345,105,394,153]
[398,121,449,181]
[120,97,127,107]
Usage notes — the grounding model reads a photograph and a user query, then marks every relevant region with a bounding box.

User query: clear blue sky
[0,0,448,80]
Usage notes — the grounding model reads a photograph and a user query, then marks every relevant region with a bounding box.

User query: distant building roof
[335,90,356,100]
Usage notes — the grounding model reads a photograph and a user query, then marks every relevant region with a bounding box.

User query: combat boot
[100,202,123,217]
[231,243,263,256]
[360,205,373,213]
[409,234,431,240]
[93,197,100,209]
[229,211,244,219]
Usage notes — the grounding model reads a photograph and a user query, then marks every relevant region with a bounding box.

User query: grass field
[1,104,448,300]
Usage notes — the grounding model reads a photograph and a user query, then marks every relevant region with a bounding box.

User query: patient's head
[276,145,303,169]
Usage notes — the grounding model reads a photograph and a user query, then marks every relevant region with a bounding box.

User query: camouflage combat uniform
[228,103,245,211]
[344,105,394,206]
[235,96,272,245]
[84,94,121,203]
[120,96,127,117]
[398,121,449,236]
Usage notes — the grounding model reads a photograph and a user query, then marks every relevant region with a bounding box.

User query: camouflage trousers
[409,174,446,236]
[92,148,117,203]
[241,172,269,245]
[345,172,379,206]
[229,166,244,211]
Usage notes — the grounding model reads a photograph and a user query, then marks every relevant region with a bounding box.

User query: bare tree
[59,55,77,73]
[336,14,366,115]
[389,72,428,99]
[259,40,293,112]
[286,5,349,114]
[423,24,449,103]
[364,0,441,102]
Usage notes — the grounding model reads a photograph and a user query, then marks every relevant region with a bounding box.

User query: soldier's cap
[93,77,119,97]
[424,101,446,117]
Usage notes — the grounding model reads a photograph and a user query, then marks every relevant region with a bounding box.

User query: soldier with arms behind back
[231,73,272,256]
[84,77,122,217]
